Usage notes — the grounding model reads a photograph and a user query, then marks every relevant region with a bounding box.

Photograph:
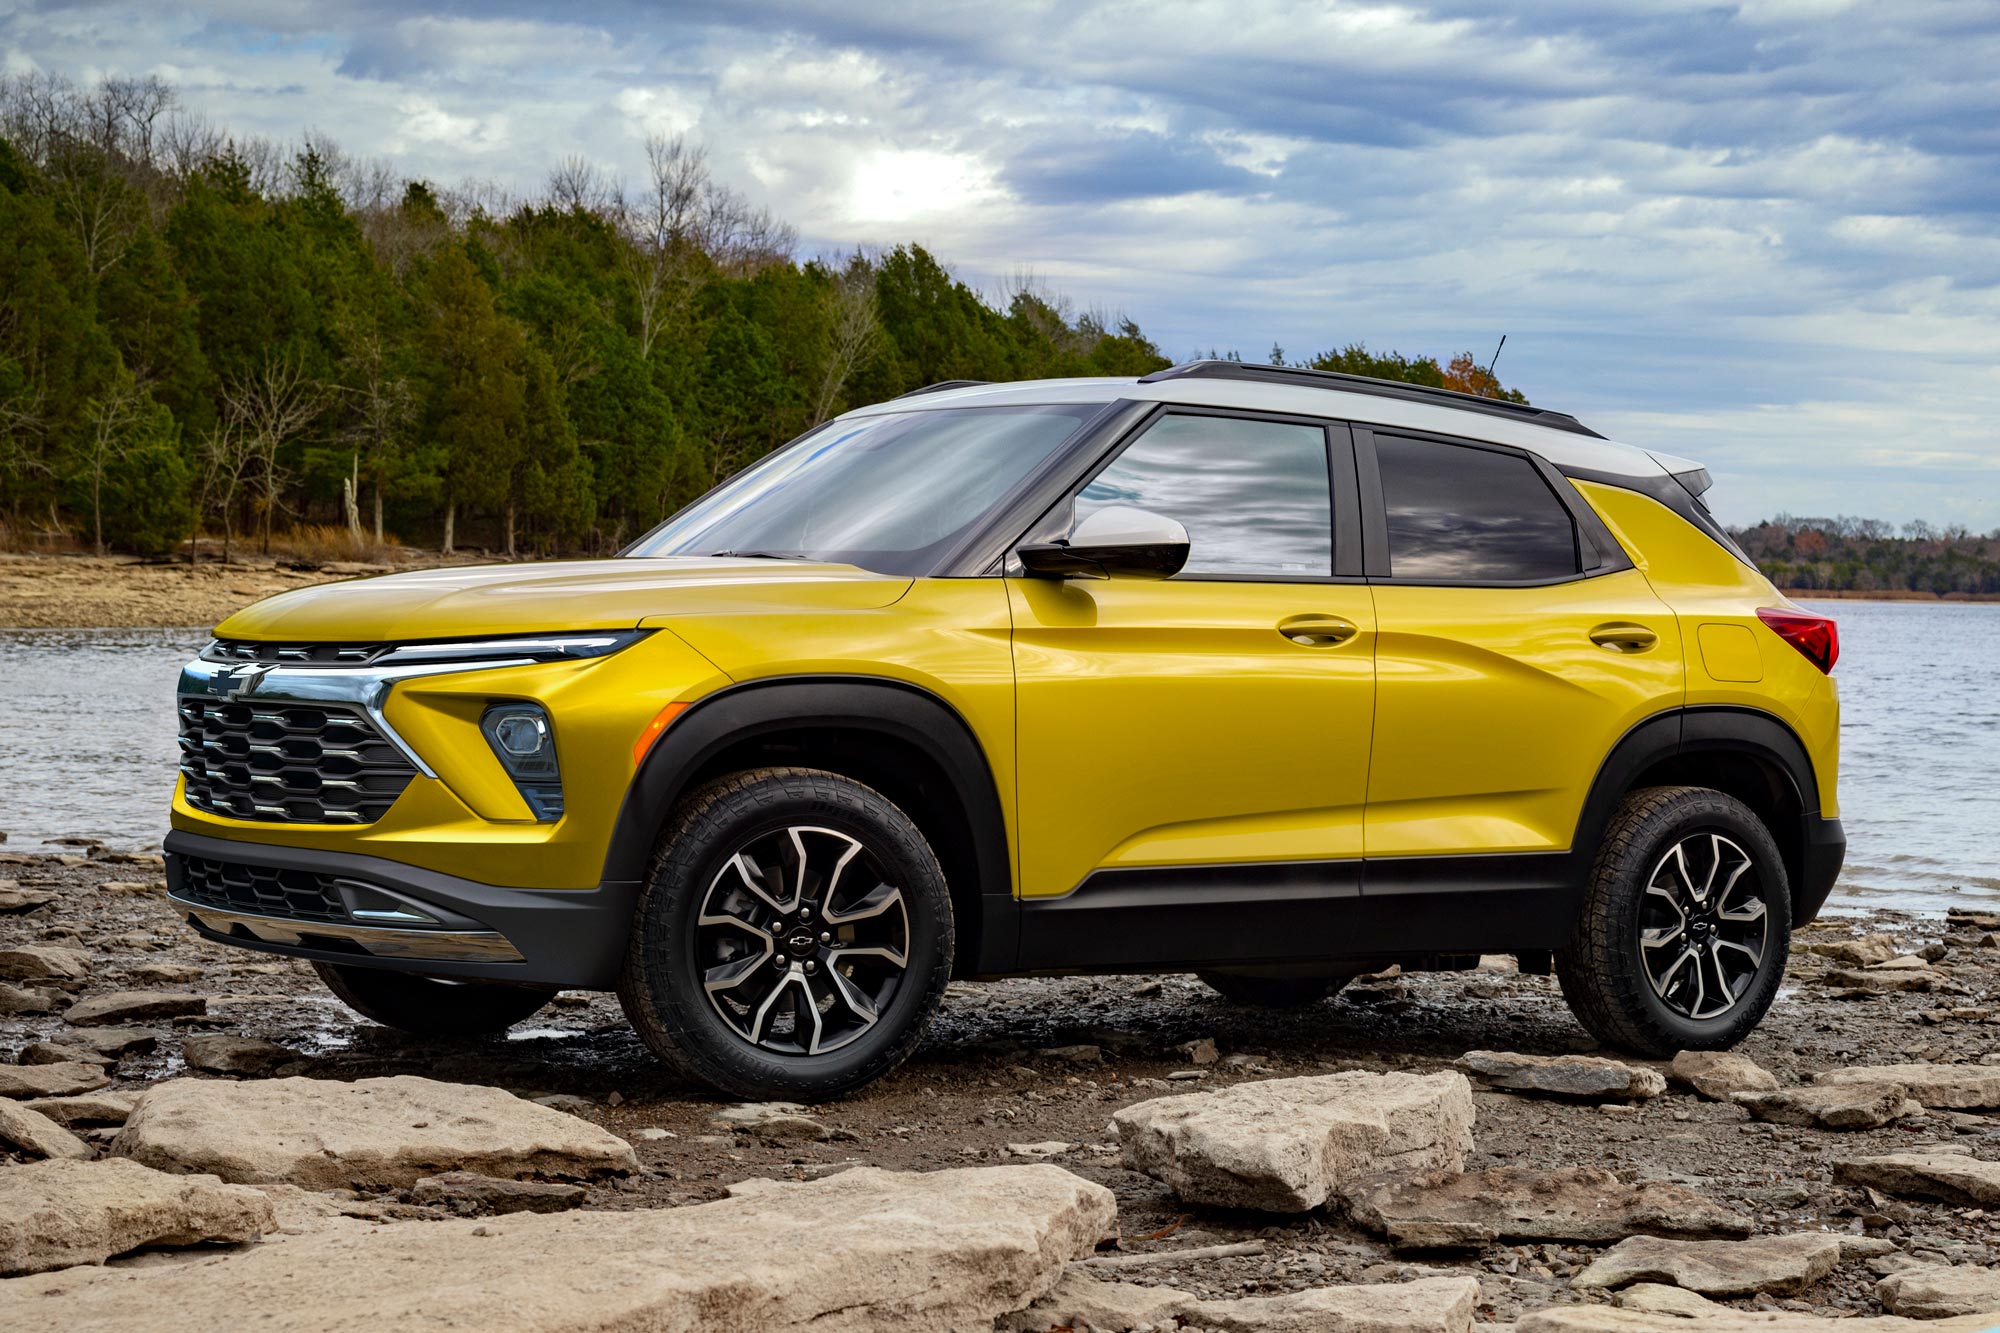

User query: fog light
[481,703,563,821]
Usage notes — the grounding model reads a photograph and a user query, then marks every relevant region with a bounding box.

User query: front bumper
[164,830,638,988]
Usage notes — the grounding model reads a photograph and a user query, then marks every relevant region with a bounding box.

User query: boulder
[1613,1283,1729,1318]
[111,1075,640,1190]
[1342,1165,1751,1249]
[1803,933,1900,967]
[1834,1152,2000,1206]
[0,1098,93,1160]
[0,981,59,1015]
[1668,1051,1778,1100]
[1115,1071,1474,1212]
[1734,1084,1922,1130]
[1878,1265,2000,1319]
[64,991,207,1026]
[23,1093,135,1127]
[180,1034,303,1077]
[0,1060,111,1099]
[0,1157,275,1276]
[1816,1064,2000,1109]
[0,944,91,983]
[19,1039,115,1067]
[1001,1270,1192,1330]
[0,885,55,913]
[1456,1051,1666,1100]
[65,1026,160,1057]
[710,1101,831,1142]
[0,1164,1115,1332]
[410,1171,587,1215]
[1825,966,1937,993]
[1572,1232,1851,1296]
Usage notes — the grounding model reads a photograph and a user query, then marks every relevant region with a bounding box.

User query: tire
[1556,786,1791,1056]
[1197,970,1351,1008]
[617,767,953,1100]
[312,961,556,1037]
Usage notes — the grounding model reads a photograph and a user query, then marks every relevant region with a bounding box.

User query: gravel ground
[6,845,1998,1325]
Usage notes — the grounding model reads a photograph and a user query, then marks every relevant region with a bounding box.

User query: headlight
[481,703,564,821]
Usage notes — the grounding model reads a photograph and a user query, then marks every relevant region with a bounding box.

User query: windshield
[627,404,1099,574]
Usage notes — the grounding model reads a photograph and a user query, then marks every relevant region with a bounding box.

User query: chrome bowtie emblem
[216,664,273,699]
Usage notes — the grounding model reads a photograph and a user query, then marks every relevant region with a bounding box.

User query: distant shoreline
[1786,588,2000,603]
[1,553,1993,631]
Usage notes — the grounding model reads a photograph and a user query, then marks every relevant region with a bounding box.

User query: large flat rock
[0,1060,111,1099]
[110,1075,640,1189]
[1456,1051,1666,1100]
[1878,1264,2000,1319]
[1115,1071,1474,1212]
[1834,1152,2000,1205]
[1815,1064,2000,1109]
[64,991,208,1026]
[0,1157,276,1276]
[1734,1084,1921,1130]
[1006,1270,1479,1333]
[0,1098,91,1160]
[0,1165,1116,1332]
[1343,1165,1751,1249]
[1521,1307,2000,1331]
[1572,1232,1849,1296]
[1669,1051,1778,1100]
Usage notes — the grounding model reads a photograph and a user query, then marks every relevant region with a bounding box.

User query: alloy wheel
[694,825,910,1055]
[1637,831,1769,1020]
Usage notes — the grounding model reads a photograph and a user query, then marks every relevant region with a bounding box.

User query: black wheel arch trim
[601,675,1017,973]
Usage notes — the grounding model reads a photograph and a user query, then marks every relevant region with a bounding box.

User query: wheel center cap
[782,927,818,958]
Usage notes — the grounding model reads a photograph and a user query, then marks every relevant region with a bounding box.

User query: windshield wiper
[706,549,807,560]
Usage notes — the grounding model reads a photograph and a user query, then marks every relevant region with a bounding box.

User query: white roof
[845,375,1682,481]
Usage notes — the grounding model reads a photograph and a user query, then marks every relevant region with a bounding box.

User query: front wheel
[618,767,954,1100]
[312,961,556,1037]
[1556,786,1791,1056]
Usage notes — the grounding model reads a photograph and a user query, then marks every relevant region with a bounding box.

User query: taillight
[1757,608,1839,673]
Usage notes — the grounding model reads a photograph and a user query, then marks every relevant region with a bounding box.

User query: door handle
[1589,622,1659,653]
[1278,614,1359,647]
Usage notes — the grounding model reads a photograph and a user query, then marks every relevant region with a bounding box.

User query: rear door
[1008,408,1376,966]
[1356,429,1684,939]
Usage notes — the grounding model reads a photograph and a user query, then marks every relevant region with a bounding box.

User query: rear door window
[1374,435,1579,582]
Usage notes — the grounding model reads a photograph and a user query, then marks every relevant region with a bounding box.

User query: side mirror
[1018,504,1190,580]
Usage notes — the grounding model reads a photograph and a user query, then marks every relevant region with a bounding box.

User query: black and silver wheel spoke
[695,825,910,1056]
[1638,831,1768,1021]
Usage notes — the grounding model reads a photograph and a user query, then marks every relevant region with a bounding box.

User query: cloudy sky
[6,1,1998,528]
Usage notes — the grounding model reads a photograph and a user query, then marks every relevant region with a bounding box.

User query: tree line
[0,73,1530,562]
[1733,516,2000,596]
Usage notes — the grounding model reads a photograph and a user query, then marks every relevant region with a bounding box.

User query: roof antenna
[1485,334,1507,397]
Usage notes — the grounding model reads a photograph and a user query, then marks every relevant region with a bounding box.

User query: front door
[1008,409,1377,967]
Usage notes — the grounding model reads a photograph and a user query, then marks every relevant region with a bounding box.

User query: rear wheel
[618,767,953,1100]
[1556,786,1791,1056]
[1198,970,1351,1008]
[312,961,556,1037]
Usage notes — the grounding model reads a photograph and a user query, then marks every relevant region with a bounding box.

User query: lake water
[0,600,1992,911]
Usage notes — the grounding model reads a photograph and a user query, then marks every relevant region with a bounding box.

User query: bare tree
[336,332,416,544]
[810,253,883,425]
[74,373,152,555]
[195,416,257,563]
[219,356,332,554]
[547,154,617,215]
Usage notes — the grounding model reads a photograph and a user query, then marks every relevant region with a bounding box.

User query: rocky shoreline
[6,844,2000,1329]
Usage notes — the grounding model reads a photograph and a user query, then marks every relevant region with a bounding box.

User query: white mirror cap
[1070,504,1190,549]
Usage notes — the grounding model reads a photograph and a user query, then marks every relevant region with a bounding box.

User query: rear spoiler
[1647,450,1713,503]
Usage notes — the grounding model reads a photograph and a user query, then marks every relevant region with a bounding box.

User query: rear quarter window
[1375,435,1580,582]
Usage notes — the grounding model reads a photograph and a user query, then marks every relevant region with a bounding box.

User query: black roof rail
[895,379,989,399]
[1137,361,1603,439]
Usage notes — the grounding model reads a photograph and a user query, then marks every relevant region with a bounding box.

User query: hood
[213,558,913,642]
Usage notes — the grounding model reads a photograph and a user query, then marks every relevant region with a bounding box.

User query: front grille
[177,698,417,824]
[175,854,349,923]
[203,640,392,666]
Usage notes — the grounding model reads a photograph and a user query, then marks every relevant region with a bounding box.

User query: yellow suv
[168,362,1843,1098]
